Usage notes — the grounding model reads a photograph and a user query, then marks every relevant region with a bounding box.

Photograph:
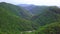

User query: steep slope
[25,6,60,30]
[19,4,60,29]
[36,22,60,34]
[19,4,48,15]
[32,6,60,26]
[0,2,34,34]
[0,2,32,19]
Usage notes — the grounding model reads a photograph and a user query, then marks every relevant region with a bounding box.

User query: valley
[0,2,60,34]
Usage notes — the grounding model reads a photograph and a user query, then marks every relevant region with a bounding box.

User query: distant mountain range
[0,2,60,34]
[18,4,60,28]
[18,4,49,15]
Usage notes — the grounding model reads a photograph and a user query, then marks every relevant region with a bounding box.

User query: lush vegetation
[36,22,60,34]
[0,2,34,34]
[0,2,32,19]
[0,2,60,34]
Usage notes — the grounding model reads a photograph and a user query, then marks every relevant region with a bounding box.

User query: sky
[0,0,60,6]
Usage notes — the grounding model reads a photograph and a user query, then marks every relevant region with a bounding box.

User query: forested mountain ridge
[32,6,60,26]
[19,4,48,15]
[0,2,32,19]
[0,2,60,34]
[31,6,60,34]
[36,22,60,34]
[0,2,35,34]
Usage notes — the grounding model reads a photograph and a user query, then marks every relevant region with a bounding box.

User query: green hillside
[30,6,60,34]
[0,2,60,34]
[0,2,32,19]
[0,2,34,34]
[16,6,60,34]
[36,22,60,34]
[31,6,60,26]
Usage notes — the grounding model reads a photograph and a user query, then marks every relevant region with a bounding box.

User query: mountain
[0,2,60,34]
[30,6,60,34]
[18,4,48,15]
[32,6,60,26]
[0,2,32,19]
[36,22,60,34]
[19,4,60,29]
[0,2,34,34]
[28,6,60,30]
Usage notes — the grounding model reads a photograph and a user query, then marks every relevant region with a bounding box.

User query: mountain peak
[0,2,7,4]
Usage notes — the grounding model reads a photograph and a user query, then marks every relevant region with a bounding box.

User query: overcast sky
[0,0,60,6]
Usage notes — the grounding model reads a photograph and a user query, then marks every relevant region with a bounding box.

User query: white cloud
[0,0,60,6]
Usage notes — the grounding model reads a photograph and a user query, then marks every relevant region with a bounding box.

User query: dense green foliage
[31,6,60,26]
[0,2,60,34]
[32,6,60,34]
[0,2,34,34]
[0,2,32,19]
[36,22,60,34]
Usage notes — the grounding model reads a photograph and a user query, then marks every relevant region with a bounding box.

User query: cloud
[0,0,60,6]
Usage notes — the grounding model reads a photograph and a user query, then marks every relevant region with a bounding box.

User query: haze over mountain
[18,4,60,34]
[18,4,53,15]
[0,2,60,34]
